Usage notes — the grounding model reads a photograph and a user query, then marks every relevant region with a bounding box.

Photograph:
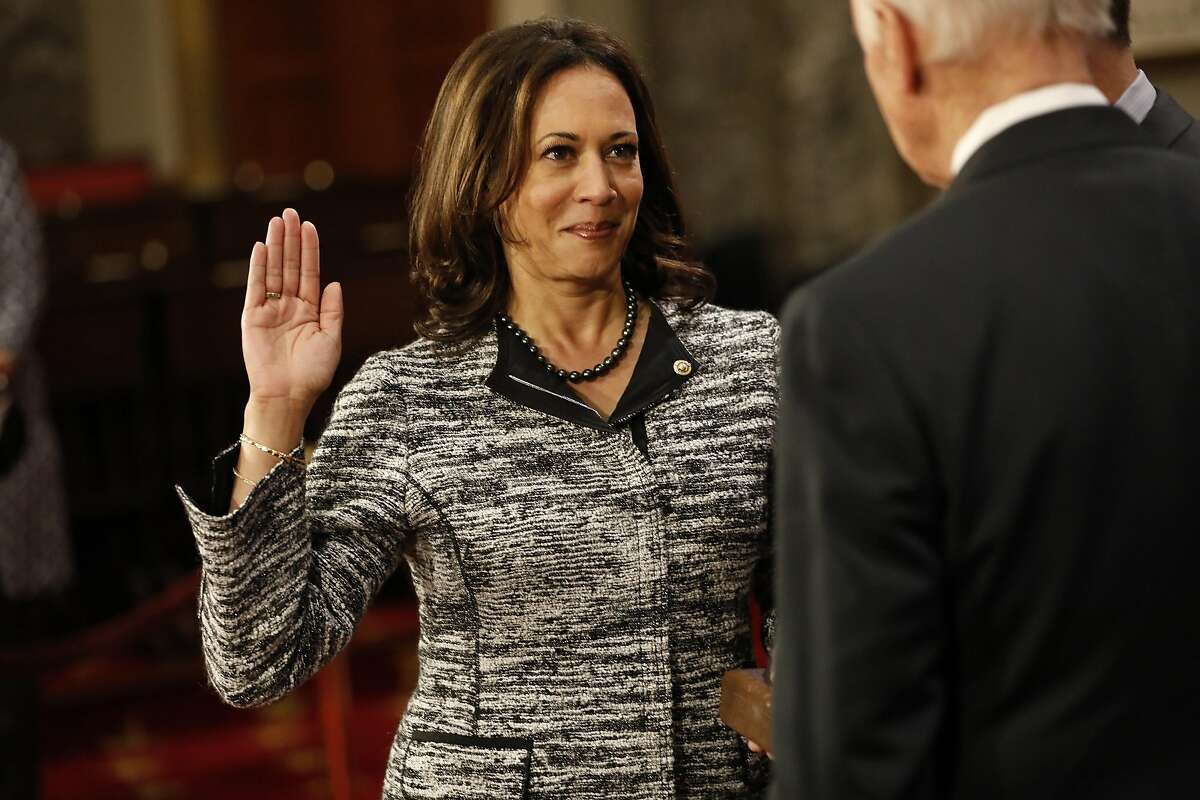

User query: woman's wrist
[234,397,309,496]
[243,394,311,451]
[240,393,309,462]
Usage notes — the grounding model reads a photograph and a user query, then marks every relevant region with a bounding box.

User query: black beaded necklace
[497,280,637,383]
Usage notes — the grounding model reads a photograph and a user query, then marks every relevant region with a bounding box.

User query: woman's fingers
[299,220,321,305]
[319,281,344,341]
[252,210,318,308]
[281,208,302,296]
[244,241,267,310]
[264,216,284,295]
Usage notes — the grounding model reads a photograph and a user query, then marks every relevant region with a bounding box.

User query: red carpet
[40,605,418,799]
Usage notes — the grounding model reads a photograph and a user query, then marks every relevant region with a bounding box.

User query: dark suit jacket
[1143,86,1200,156]
[774,107,1200,800]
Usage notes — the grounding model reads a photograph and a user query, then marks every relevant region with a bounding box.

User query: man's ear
[877,1,925,94]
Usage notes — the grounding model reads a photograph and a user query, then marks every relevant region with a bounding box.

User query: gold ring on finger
[265,292,282,300]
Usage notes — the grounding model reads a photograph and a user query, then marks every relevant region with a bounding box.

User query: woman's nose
[574,155,618,204]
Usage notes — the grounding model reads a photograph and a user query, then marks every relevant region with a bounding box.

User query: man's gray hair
[853,0,1114,61]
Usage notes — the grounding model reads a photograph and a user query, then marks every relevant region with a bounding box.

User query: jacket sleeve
[177,353,411,707]
[0,143,46,357]
[773,287,948,799]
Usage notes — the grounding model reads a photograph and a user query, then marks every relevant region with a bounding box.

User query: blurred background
[1,0,1198,797]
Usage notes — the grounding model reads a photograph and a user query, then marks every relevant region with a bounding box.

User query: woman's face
[501,66,643,290]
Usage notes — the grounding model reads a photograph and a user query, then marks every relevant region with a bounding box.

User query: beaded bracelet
[238,433,307,469]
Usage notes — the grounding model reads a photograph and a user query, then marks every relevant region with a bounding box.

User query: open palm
[241,208,343,407]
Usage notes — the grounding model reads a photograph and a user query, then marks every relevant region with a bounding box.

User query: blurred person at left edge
[0,139,73,799]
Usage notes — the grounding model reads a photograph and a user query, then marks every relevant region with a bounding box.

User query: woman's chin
[552,248,626,281]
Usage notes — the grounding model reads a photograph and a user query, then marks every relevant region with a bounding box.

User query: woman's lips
[565,222,618,240]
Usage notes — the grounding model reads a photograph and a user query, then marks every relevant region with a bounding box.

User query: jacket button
[673,359,692,376]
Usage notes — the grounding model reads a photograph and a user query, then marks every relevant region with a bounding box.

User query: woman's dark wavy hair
[408,17,715,342]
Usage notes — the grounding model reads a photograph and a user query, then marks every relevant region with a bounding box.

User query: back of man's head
[855,0,1114,61]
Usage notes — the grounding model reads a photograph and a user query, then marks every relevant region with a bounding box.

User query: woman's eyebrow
[535,130,637,144]
[537,131,579,143]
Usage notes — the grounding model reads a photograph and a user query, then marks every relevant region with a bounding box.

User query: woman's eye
[543,145,575,161]
[608,143,638,160]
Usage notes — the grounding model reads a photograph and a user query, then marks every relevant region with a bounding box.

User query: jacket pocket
[401,730,533,800]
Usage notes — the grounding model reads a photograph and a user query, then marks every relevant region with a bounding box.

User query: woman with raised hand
[180,18,776,799]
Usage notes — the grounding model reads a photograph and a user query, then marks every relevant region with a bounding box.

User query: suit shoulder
[1170,121,1200,158]
[784,212,935,312]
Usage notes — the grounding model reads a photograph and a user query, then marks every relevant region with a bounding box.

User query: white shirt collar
[950,83,1109,176]
[1114,69,1157,125]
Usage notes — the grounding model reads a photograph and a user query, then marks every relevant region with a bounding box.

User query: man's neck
[923,32,1095,186]
[1086,40,1139,104]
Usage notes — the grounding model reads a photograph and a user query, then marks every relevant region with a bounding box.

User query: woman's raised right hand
[241,208,343,417]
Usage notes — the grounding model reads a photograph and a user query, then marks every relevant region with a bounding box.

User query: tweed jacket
[179,301,777,799]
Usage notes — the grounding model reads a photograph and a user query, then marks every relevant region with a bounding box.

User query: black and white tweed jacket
[180,301,777,799]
